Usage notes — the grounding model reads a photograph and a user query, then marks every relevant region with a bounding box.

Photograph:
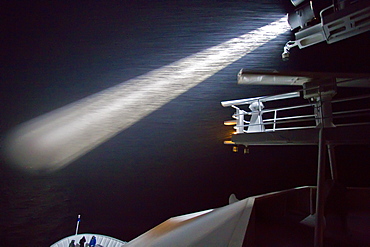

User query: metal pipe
[328,144,338,181]
[235,109,245,134]
[314,127,326,247]
[260,103,314,113]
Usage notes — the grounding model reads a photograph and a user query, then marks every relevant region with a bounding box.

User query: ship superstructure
[219,70,370,246]
[282,0,370,60]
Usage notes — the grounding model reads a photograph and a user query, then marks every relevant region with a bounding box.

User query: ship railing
[222,91,370,134]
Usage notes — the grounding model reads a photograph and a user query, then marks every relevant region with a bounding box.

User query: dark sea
[1,1,369,246]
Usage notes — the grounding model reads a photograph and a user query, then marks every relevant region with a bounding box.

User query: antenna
[75,215,81,235]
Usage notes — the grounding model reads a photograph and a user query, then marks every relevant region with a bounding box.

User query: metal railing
[222,91,370,134]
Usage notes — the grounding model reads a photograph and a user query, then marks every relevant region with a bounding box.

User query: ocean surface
[1,1,369,246]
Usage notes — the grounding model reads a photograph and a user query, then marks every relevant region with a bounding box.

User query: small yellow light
[224,120,237,126]
[223,140,235,145]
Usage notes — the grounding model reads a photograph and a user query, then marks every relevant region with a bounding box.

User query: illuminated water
[1,1,369,246]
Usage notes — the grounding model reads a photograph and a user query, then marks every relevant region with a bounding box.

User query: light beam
[4,16,290,171]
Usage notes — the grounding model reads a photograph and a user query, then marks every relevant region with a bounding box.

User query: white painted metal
[75,215,81,236]
[222,91,370,134]
[290,0,306,7]
[221,92,300,107]
[323,5,370,44]
[124,198,255,247]
[247,102,265,133]
[283,1,370,59]
[288,1,315,30]
[235,109,246,134]
[237,70,370,88]
[294,24,326,49]
[50,233,127,247]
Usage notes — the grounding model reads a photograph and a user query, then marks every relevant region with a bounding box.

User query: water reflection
[1,174,76,246]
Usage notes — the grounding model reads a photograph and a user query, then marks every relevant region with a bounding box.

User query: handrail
[221,92,300,107]
[50,233,127,247]
[261,103,314,114]
[223,91,370,134]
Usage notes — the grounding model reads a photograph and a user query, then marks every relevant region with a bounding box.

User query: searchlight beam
[4,16,290,171]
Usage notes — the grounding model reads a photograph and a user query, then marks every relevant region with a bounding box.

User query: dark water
[1,1,370,246]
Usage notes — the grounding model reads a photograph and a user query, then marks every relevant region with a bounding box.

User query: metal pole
[328,144,338,181]
[75,215,81,235]
[314,127,326,247]
[236,108,244,134]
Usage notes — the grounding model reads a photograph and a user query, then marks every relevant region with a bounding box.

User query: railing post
[315,94,335,128]
[247,101,265,133]
[303,79,336,128]
[235,108,244,134]
[302,80,337,247]
[328,144,338,181]
[314,127,326,247]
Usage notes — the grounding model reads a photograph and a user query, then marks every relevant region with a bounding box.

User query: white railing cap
[221,92,300,107]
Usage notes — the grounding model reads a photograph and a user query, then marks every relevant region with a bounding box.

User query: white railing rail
[223,92,370,134]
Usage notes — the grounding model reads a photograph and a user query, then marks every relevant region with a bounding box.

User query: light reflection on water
[0,1,297,246]
[4,16,289,172]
